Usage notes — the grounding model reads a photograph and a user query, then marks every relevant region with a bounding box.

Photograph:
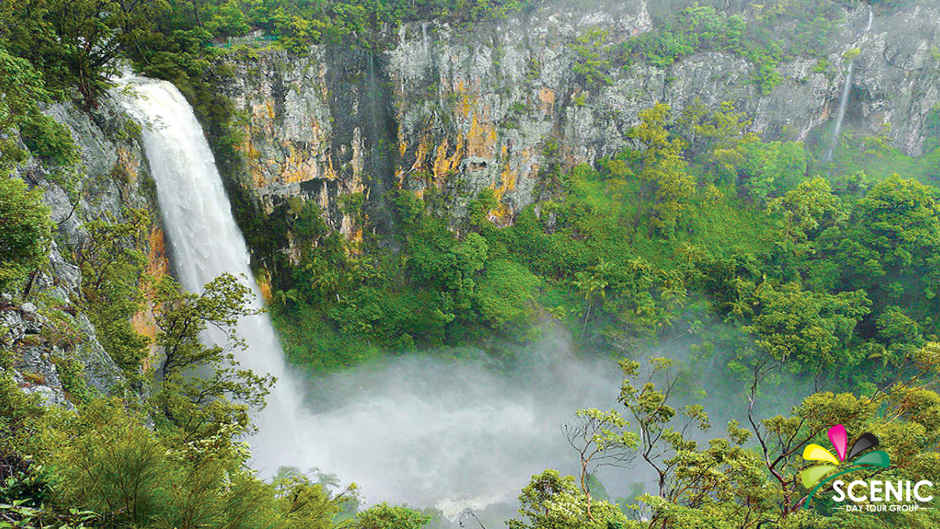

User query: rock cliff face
[2,1,937,408]
[217,0,939,243]
[3,98,166,406]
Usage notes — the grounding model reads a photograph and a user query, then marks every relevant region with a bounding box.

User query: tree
[74,208,151,375]
[738,141,808,200]
[0,0,157,109]
[150,273,274,442]
[618,357,709,502]
[473,258,539,330]
[345,503,430,529]
[627,104,695,234]
[830,175,940,324]
[49,398,172,527]
[507,470,634,529]
[767,177,845,260]
[676,99,757,182]
[0,176,52,292]
[572,263,610,334]
[273,468,349,529]
[612,346,940,529]
[563,408,637,520]
[571,29,613,88]
[0,46,49,163]
[739,280,870,372]
[0,45,77,168]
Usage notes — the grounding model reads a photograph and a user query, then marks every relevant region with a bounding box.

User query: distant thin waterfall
[115,76,306,473]
[421,22,431,60]
[825,6,873,162]
[825,60,854,162]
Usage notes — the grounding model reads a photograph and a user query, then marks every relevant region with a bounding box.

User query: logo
[800,424,933,512]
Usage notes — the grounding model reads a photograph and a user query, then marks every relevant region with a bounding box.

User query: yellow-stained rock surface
[133,226,170,371]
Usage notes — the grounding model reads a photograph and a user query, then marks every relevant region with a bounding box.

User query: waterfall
[421,22,430,61]
[825,6,873,162]
[115,76,305,473]
[111,76,631,524]
[825,60,854,162]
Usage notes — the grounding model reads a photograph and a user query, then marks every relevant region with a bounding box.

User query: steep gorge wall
[218,0,939,249]
[3,0,937,409]
[3,98,168,405]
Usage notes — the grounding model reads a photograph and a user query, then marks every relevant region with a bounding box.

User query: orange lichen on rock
[114,148,139,184]
[455,80,474,118]
[411,137,430,172]
[324,155,339,181]
[147,226,169,278]
[280,143,321,184]
[538,88,556,115]
[432,136,464,183]
[239,123,267,188]
[467,113,497,158]
[493,162,518,203]
[133,226,170,370]
[256,268,273,303]
[488,147,529,224]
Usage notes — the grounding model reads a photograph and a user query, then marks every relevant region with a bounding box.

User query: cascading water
[115,76,626,525]
[825,6,873,162]
[421,22,431,61]
[825,61,854,162]
[114,76,307,472]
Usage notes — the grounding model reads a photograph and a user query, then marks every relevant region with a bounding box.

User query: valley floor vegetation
[1,1,939,529]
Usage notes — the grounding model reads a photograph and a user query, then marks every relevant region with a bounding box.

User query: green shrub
[50,399,172,526]
[474,259,540,329]
[349,503,431,529]
[738,141,808,200]
[571,29,613,88]
[18,112,77,166]
[0,176,52,291]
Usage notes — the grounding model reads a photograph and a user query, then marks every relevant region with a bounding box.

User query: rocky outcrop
[219,48,374,239]
[851,2,940,155]
[3,97,164,406]
[217,0,939,239]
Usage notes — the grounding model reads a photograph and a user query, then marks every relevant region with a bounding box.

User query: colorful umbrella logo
[800,424,890,509]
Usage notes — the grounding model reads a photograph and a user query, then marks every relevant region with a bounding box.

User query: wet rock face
[218,48,371,239]
[389,0,654,223]
[853,2,940,155]
[4,97,163,407]
[219,0,938,233]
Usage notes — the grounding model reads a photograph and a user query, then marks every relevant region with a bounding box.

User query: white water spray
[115,77,307,470]
[825,61,854,162]
[114,76,624,520]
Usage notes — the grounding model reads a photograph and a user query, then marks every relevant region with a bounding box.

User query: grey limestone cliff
[216,0,939,239]
[3,97,166,406]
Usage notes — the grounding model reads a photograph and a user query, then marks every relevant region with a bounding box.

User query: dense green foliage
[1,1,938,529]
[0,0,157,110]
[269,189,542,370]
[267,95,940,395]
[0,271,429,529]
[0,177,52,292]
[75,209,152,379]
